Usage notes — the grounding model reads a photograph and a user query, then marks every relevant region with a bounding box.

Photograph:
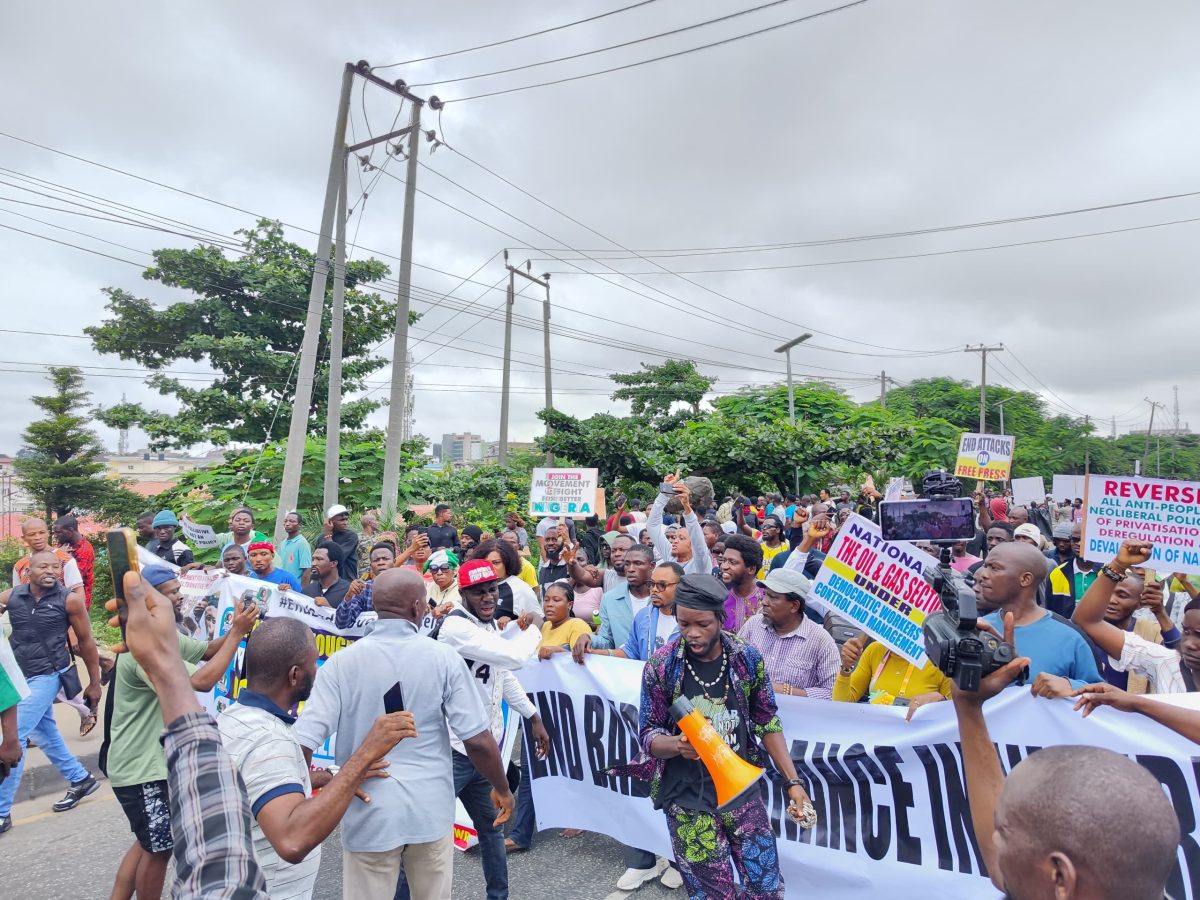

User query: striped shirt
[218,693,319,899]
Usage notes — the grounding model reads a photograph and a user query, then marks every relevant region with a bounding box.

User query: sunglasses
[427,564,454,573]
[650,580,680,591]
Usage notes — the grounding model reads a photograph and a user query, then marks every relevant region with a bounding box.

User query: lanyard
[869,651,915,699]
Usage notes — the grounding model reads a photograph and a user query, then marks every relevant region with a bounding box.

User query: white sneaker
[616,863,663,891]
[660,866,683,889]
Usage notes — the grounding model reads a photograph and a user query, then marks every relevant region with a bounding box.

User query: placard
[180,515,219,549]
[1082,474,1200,575]
[1010,476,1046,509]
[953,433,1014,481]
[804,514,941,666]
[1052,474,1086,502]
[528,467,599,518]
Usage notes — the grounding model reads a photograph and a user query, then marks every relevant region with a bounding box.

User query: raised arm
[190,600,259,692]
[645,490,674,563]
[1071,683,1200,743]
[1071,540,1151,661]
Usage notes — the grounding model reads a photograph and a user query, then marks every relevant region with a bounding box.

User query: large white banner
[518,655,1200,899]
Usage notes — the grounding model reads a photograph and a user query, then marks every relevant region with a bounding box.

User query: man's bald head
[1008,506,1030,526]
[21,518,46,534]
[244,617,316,690]
[372,568,428,622]
[996,745,1178,899]
[973,540,1052,610]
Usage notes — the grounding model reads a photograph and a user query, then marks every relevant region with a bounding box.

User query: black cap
[673,573,727,614]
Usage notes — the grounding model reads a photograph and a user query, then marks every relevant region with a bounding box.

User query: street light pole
[774,333,812,497]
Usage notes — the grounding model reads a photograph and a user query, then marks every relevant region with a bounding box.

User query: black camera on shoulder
[916,470,1026,692]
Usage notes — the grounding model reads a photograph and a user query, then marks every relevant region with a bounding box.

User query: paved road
[3,782,681,899]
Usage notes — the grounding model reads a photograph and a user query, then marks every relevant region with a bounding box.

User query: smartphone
[383,682,405,714]
[107,527,140,638]
[658,482,675,494]
[878,498,976,543]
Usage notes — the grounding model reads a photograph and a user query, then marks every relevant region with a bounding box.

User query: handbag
[34,628,84,700]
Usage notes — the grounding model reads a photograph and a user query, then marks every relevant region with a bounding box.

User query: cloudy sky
[2,0,1198,459]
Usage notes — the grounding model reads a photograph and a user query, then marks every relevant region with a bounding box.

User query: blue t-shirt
[982,610,1101,688]
[252,568,302,591]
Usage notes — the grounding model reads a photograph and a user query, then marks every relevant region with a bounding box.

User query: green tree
[86,220,413,449]
[15,367,141,520]
[610,359,714,428]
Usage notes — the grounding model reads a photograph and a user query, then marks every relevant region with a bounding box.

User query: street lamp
[995,396,1016,437]
[774,333,812,496]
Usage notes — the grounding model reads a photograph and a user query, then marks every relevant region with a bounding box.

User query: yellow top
[541,617,593,650]
[833,640,952,704]
[518,558,539,589]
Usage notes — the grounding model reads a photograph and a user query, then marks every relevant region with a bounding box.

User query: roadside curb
[12,751,103,804]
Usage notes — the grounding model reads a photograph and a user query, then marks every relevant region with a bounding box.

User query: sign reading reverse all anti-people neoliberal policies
[1082,474,1200,576]
[953,432,1015,481]
[804,514,942,666]
[528,467,599,518]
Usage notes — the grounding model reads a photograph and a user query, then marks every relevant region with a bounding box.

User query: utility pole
[995,396,1016,439]
[498,252,514,466]
[1110,416,1116,439]
[323,153,348,513]
[774,333,812,496]
[1083,414,1091,476]
[964,344,1004,434]
[879,370,887,408]
[1142,398,1162,475]
[274,62,354,542]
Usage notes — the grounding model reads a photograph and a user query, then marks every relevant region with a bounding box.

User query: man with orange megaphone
[619,574,817,899]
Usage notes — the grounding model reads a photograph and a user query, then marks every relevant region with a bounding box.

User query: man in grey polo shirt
[294,569,514,899]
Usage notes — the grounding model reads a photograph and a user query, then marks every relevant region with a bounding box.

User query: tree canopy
[87,220,413,449]
[609,359,714,428]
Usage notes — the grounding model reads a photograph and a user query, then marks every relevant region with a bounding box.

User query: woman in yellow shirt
[832,633,951,717]
[538,582,594,658]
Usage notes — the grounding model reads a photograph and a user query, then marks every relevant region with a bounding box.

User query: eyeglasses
[427,564,453,573]
[650,580,680,591]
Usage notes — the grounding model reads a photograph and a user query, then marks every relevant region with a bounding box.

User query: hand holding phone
[106,527,140,640]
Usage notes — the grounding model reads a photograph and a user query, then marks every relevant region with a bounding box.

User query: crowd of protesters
[0,473,1195,900]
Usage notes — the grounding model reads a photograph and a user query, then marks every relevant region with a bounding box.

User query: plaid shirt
[736,613,839,700]
[613,632,782,809]
[163,711,268,899]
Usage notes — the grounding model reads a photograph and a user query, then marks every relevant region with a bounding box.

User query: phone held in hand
[383,682,405,714]
[658,482,675,494]
[106,527,140,638]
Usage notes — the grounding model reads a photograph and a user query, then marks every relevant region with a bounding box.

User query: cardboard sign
[1082,474,1200,575]
[953,433,1014,481]
[1010,476,1047,509]
[807,514,942,666]
[1052,474,1086,503]
[180,515,219,549]
[528,468,599,518]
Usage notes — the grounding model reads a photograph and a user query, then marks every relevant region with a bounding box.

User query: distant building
[482,441,538,463]
[439,433,484,466]
[0,455,37,517]
[102,449,215,491]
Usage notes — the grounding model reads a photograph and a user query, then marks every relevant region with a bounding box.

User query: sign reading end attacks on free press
[809,514,942,666]
[528,467,599,518]
[1082,474,1200,575]
[953,432,1014,481]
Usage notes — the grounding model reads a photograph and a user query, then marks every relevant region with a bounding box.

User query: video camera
[912,470,1025,692]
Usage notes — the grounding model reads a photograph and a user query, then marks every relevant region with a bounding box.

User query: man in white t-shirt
[219,618,415,899]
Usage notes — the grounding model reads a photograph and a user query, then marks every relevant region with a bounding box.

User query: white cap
[1014,523,1042,544]
[326,504,349,519]
[757,567,811,598]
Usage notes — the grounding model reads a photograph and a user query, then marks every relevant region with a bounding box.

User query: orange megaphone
[671,696,764,811]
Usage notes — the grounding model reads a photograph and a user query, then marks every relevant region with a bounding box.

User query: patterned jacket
[616,631,783,809]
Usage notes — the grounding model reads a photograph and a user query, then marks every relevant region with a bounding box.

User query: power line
[413,0,802,88]
[443,0,871,103]
[372,0,664,68]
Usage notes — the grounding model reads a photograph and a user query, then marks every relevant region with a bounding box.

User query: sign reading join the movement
[517,655,1200,900]
[1082,474,1200,575]
[807,514,941,666]
[529,467,599,518]
[953,432,1015,481]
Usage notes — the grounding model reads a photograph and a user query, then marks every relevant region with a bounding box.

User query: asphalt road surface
[3,782,681,899]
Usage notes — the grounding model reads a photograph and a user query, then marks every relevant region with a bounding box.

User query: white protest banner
[517,655,1200,900]
[1010,475,1046,509]
[804,514,940,666]
[180,515,219,549]
[529,467,599,518]
[1052,474,1086,502]
[953,432,1014,482]
[1082,474,1200,575]
[883,477,904,501]
[137,544,177,573]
